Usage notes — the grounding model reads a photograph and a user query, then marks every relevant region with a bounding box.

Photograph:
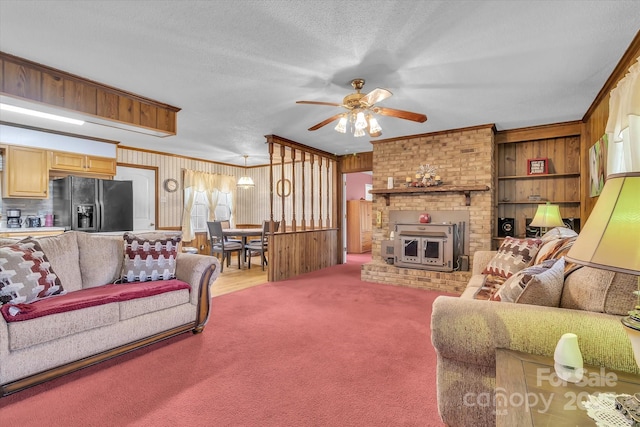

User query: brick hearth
[362,124,495,294]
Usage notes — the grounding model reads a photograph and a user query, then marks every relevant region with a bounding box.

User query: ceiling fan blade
[296,100,342,107]
[308,113,344,131]
[374,107,427,123]
[360,88,392,106]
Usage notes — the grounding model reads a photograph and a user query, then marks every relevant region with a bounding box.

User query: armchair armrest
[176,253,220,332]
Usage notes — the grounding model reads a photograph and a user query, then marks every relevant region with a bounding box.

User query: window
[190,190,233,232]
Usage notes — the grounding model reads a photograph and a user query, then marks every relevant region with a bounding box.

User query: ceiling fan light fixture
[368,115,382,134]
[353,127,366,137]
[334,116,347,133]
[354,111,367,130]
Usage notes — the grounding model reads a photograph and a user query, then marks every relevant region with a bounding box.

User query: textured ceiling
[0,1,639,166]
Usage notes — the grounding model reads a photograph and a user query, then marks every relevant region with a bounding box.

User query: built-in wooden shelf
[370,184,490,206]
[497,173,580,180]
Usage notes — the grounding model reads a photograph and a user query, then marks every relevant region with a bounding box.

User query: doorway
[344,171,373,262]
[115,165,157,231]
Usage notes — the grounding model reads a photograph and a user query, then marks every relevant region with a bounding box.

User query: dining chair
[207,221,243,272]
[244,220,279,270]
[219,219,242,244]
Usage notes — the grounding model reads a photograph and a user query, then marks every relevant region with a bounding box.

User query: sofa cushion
[77,232,125,289]
[36,231,83,293]
[0,238,65,305]
[7,303,119,351]
[121,232,181,283]
[492,257,565,306]
[1,279,191,322]
[560,266,636,315]
[119,288,191,320]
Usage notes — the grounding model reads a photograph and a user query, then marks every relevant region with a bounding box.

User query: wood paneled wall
[339,151,373,173]
[268,229,339,281]
[581,30,640,220]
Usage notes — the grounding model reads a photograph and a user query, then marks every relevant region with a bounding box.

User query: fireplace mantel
[370,184,490,206]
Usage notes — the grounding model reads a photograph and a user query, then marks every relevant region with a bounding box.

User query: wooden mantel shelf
[370,185,490,206]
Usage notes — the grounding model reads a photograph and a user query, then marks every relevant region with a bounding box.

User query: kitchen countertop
[0,227,66,233]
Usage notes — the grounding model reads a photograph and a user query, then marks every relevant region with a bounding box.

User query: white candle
[387,177,394,189]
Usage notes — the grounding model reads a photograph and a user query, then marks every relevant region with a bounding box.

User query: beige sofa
[0,231,219,396]
[431,229,639,427]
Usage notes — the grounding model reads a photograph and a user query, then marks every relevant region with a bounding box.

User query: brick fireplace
[362,124,495,294]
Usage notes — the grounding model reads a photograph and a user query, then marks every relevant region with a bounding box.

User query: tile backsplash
[0,179,54,224]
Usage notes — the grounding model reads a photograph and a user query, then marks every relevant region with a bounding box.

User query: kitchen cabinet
[2,145,49,198]
[346,200,372,253]
[50,151,116,176]
[494,132,581,248]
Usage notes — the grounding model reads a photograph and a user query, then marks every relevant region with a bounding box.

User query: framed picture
[527,158,548,175]
[589,134,607,197]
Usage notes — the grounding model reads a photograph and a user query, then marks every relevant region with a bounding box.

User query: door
[115,166,157,231]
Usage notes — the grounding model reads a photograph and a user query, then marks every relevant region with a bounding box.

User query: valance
[606,56,640,174]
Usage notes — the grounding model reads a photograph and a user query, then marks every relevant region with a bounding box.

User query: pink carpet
[0,255,448,426]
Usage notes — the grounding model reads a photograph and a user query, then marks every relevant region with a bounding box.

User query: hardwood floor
[210,253,268,297]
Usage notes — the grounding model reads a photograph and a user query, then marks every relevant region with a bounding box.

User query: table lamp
[565,172,640,369]
[530,202,565,234]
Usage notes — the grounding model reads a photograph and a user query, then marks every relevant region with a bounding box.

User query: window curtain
[606,56,640,174]
[181,170,236,241]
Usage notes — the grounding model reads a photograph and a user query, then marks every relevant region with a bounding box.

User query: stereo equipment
[498,217,515,237]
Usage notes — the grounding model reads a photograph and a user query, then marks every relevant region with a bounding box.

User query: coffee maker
[6,208,22,228]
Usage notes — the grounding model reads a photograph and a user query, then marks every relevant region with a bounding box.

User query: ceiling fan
[296,78,427,137]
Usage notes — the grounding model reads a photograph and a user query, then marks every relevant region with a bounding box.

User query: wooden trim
[338,151,373,173]
[1,323,196,397]
[264,134,338,161]
[583,29,640,122]
[1,51,179,136]
[0,51,180,111]
[0,120,120,144]
[495,121,582,144]
[370,123,496,144]
[118,144,245,168]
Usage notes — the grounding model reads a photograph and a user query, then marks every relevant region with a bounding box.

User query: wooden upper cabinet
[0,52,180,136]
[3,145,49,198]
[50,151,116,176]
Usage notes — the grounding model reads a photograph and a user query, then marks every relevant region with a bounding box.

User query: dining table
[222,228,263,266]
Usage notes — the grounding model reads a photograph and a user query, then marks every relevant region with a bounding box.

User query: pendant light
[237,155,255,189]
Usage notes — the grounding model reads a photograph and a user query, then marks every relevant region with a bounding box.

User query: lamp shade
[529,202,565,229]
[237,176,255,188]
[565,172,640,274]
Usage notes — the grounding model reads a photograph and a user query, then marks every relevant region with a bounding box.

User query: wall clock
[163,178,178,193]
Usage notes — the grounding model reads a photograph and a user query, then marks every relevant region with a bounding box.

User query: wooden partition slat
[264,135,339,281]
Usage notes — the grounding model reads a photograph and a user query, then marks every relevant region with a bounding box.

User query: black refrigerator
[52,176,134,232]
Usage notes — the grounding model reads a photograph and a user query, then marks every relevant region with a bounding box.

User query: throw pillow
[492,257,565,306]
[482,237,543,279]
[535,236,582,276]
[120,232,181,283]
[0,238,65,305]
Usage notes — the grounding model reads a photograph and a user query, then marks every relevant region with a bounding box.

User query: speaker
[563,218,581,233]
[498,218,515,237]
[525,218,541,238]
